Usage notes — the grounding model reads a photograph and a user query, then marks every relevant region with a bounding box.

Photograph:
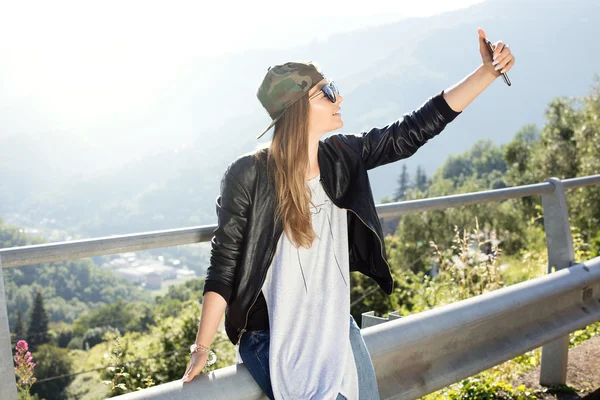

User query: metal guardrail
[1,174,600,400]
[2,175,599,270]
[365,257,600,399]
[110,256,600,400]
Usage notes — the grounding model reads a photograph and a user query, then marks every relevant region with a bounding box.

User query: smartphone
[484,38,511,86]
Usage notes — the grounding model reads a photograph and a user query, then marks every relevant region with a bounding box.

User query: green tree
[570,77,600,241]
[13,308,27,343]
[503,123,541,220]
[503,123,540,184]
[71,299,153,337]
[502,76,600,244]
[54,322,73,348]
[26,291,50,352]
[394,164,410,201]
[502,97,581,187]
[414,165,428,192]
[536,97,581,180]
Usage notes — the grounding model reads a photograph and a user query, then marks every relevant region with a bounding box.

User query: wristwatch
[189,343,217,366]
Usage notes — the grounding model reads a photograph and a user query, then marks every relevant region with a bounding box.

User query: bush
[29,344,73,400]
[66,336,83,350]
[82,326,119,349]
[55,326,73,348]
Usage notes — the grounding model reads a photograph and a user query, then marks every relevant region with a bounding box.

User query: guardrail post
[361,311,389,328]
[0,256,19,400]
[539,177,576,386]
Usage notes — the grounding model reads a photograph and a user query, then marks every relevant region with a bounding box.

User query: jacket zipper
[319,177,393,282]
[236,226,283,346]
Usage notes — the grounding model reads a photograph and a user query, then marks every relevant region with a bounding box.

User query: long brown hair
[253,93,316,249]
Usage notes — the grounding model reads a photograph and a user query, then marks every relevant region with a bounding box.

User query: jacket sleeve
[202,166,251,305]
[345,90,462,170]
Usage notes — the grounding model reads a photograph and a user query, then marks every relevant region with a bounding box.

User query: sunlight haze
[1,0,485,150]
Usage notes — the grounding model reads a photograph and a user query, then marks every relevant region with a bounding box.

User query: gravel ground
[510,336,600,399]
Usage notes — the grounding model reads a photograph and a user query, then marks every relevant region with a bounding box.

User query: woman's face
[308,78,344,137]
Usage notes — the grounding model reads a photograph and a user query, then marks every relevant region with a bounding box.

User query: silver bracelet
[190,343,217,366]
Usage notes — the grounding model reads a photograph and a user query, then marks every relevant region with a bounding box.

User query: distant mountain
[1,0,598,237]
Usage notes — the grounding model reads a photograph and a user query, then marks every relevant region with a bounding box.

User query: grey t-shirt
[260,173,359,400]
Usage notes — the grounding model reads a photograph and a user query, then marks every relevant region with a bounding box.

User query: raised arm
[341,28,514,171]
[343,90,462,170]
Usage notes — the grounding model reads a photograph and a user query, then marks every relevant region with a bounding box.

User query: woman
[182,27,515,400]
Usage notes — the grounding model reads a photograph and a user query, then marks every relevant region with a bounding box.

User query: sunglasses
[308,81,340,103]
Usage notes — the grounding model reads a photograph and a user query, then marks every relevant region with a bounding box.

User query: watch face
[190,344,196,353]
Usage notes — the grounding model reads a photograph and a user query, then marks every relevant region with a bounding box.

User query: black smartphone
[484,38,511,86]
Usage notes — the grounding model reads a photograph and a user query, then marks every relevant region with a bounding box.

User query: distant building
[109,261,178,287]
[145,272,162,290]
[177,268,196,277]
[106,258,130,269]
[141,263,177,280]
[113,268,146,284]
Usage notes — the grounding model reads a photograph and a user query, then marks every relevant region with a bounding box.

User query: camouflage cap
[256,60,326,139]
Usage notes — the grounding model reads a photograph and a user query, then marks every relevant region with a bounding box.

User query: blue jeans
[239,314,379,400]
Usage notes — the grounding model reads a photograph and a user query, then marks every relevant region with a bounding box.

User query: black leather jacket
[203,90,461,345]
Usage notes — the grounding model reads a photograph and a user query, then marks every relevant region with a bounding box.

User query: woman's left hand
[478,27,515,77]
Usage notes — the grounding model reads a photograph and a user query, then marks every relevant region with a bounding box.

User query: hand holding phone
[484,38,511,86]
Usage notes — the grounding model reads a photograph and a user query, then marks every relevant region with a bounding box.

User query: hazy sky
[1,0,485,125]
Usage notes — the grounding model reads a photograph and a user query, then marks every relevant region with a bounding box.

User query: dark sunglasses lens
[322,85,336,103]
[330,82,339,95]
